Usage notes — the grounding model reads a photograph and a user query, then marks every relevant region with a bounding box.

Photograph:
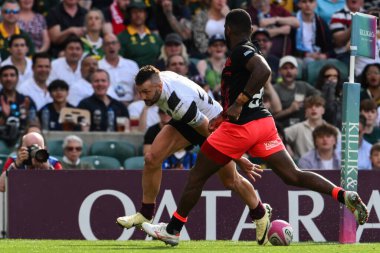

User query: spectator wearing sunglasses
[61,135,94,170]
[0,0,35,61]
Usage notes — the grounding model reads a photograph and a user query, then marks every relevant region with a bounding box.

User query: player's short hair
[312,123,338,147]
[304,95,325,108]
[135,65,161,86]
[8,34,27,48]
[32,52,51,67]
[360,99,377,112]
[0,64,18,77]
[225,9,252,36]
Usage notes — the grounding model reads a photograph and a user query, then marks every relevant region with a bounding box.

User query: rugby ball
[268,219,293,246]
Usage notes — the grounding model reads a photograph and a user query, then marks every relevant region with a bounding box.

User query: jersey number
[248,88,264,109]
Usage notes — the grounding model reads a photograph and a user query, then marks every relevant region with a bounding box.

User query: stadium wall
[4,170,380,242]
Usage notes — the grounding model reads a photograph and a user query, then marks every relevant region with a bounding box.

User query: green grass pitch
[0,240,379,253]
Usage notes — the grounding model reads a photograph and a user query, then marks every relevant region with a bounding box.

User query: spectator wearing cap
[273,55,320,128]
[99,33,139,106]
[17,52,52,110]
[196,34,226,92]
[37,79,78,131]
[295,0,333,63]
[118,0,163,67]
[251,28,279,83]
[0,0,35,61]
[155,33,199,77]
[46,0,87,58]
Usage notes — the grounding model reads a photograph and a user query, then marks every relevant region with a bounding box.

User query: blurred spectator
[273,55,320,127]
[196,34,226,92]
[0,65,37,147]
[118,0,163,67]
[251,28,279,83]
[0,131,62,192]
[49,36,84,86]
[78,69,130,131]
[315,0,345,25]
[17,53,52,110]
[61,135,94,169]
[0,0,35,61]
[154,0,192,42]
[247,0,299,58]
[1,34,33,85]
[298,123,340,170]
[329,0,364,67]
[192,0,229,56]
[18,0,50,53]
[358,114,372,170]
[81,9,105,59]
[103,0,130,35]
[360,99,380,144]
[46,0,87,57]
[91,0,113,10]
[370,142,380,170]
[155,33,199,77]
[143,108,171,154]
[284,95,341,160]
[99,33,139,105]
[315,64,343,129]
[262,79,282,115]
[360,63,380,105]
[365,1,380,9]
[37,80,78,131]
[128,100,160,132]
[163,148,197,169]
[295,0,332,63]
[32,0,60,16]
[68,55,99,106]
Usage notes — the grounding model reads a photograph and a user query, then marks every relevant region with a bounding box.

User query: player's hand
[235,157,263,182]
[226,102,243,121]
[208,113,224,132]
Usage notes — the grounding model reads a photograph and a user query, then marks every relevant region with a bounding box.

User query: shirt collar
[126,25,150,35]
[0,23,21,38]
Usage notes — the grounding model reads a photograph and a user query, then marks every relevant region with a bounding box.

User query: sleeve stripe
[167,91,181,111]
[182,101,198,124]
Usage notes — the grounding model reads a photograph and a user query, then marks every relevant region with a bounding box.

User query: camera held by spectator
[23,144,49,166]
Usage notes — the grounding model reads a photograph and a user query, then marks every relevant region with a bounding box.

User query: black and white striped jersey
[156,71,222,127]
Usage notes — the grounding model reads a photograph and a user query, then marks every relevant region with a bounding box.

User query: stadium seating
[305,59,348,86]
[124,156,145,170]
[0,140,11,155]
[81,155,122,170]
[89,140,136,164]
[46,139,87,157]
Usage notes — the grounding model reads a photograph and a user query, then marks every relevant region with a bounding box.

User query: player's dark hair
[32,52,51,67]
[135,65,160,86]
[225,9,252,36]
[312,124,338,146]
[0,64,18,77]
[8,34,27,48]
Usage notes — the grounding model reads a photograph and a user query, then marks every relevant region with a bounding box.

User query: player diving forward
[141,9,369,246]
[116,66,272,245]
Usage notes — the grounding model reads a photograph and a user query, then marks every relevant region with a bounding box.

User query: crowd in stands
[0,0,380,172]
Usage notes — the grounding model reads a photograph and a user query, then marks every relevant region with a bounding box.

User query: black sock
[249,201,266,220]
[139,203,155,220]
[338,190,345,204]
[167,216,185,235]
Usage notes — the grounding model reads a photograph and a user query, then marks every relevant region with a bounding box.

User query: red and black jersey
[221,39,271,125]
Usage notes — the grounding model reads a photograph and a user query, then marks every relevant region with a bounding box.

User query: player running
[116,66,272,245]
[141,9,369,246]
